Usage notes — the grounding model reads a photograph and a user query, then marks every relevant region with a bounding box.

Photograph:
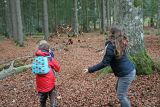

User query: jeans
[38,87,57,107]
[116,69,136,107]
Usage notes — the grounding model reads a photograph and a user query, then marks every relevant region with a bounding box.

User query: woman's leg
[116,69,136,107]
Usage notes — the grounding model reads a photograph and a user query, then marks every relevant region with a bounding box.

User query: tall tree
[158,0,160,34]
[10,0,18,41]
[106,0,111,31]
[15,0,24,46]
[117,0,154,74]
[93,0,97,30]
[118,0,144,54]
[81,0,87,32]
[113,0,117,25]
[73,0,79,36]
[43,0,49,40]
[100,0,106,33]
[4,0,12,38]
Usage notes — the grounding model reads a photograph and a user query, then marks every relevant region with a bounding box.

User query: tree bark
[100,0,106,33]
[4,0,12,38]
[0,63,31,80]
[116,0,154,75]
[113,0,117,25]
[118,0,144,55]
[73,0,79,36]
[93,0,97,30]
[43,0,49,40]
[10,0,18,41]
[106,0,109,31]
[15,0,24,46]
[158,0,160,34]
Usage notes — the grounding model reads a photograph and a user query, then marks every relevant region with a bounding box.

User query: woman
[84,27,136,107]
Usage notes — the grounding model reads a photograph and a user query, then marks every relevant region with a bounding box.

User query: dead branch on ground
[0,60,31,80]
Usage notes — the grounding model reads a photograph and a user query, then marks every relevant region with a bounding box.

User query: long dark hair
[108,27,128,59]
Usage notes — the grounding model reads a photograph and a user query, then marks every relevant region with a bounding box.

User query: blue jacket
[88,41,135,77]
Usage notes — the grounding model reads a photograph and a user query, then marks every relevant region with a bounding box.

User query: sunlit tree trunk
[43,0,49,40]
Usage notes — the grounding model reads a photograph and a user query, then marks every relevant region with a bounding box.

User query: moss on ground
[129,50,154,75]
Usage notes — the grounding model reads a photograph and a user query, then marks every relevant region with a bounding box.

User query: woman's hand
[83,69,89,74]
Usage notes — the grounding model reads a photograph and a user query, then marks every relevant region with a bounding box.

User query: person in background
[84,27,136,107]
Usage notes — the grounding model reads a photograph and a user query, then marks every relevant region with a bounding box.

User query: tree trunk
[113,0,117,25]
[10,0,18,41]
[0,63,31,80]
[82,0,86,32]
[73,0,79,36]
[118,0,144,54]
[107,0,111,31]
[4,0,12,38]
[43,0,49,40]
[117,0,154,75]
[93,0,97,30]
[150,17,154,27]
[158,0,160,34]
[100,0,106,33]
[15,0,24,46]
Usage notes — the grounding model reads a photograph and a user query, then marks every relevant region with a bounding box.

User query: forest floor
[0,33,160,107]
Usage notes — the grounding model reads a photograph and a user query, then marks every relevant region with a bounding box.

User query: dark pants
[38,87,57,107]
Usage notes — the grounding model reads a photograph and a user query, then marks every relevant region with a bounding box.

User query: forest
[0,0,160,107]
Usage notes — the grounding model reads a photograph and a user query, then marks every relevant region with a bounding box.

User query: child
[84,27,136,107]
[34,40,60,107]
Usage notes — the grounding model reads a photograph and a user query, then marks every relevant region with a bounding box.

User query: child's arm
[50,58,60,72]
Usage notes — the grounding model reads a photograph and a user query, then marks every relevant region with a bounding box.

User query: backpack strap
[46,55,52,62]
[45,56,57,76]
[44,55,52,68]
